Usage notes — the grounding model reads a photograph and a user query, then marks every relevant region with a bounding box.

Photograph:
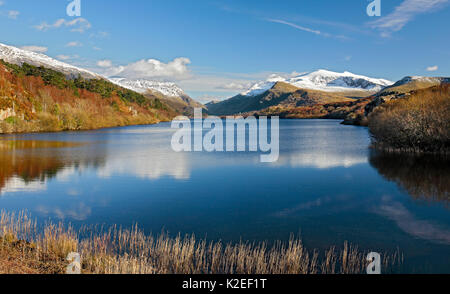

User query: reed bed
[0,211,403,274]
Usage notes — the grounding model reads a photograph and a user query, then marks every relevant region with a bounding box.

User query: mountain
[242,70,393,96]
[0,43,100,79]
[248,75,449,126]
[208,81,367,116]
[0,42,202,117]
[110,78,205,116]
[0,43,176,134]
[109,78,186,97]
[364,76,450,116]
[377,76,449,95]
[206,70,392,116]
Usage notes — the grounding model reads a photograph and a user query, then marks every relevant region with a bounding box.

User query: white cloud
[56,55,71,61]
[426,65,439,71]
[93,46,102,51]
[34,18,91,33]
[56,54,79,61]
[93,56,306,101]
[8,10,19,19]
[218,82,251,91]
[344,56,352,61]
[0,1,4,7]
[20,45,48,53]
[90,31,110,39]
[268,18,322,35]
[369,0,449,37]
[101,57,192,80]
[65,41,82,47]
[96,59,113,68]
[267,19,349,40]
[176,75,250,95]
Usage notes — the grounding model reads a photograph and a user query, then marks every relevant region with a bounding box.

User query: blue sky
[0,0,449,100]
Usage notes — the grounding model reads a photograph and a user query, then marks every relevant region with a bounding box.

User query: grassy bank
[0,211,402,274]
[368,84,449,154]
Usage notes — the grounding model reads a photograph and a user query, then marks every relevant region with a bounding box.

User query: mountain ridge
[241,69,393,96]
[109,77,205,116]
[0,42,204,117]
[0,43,100,79]
[245,75,449,126]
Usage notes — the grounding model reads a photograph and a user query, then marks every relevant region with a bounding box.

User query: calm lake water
[0,120,449,273]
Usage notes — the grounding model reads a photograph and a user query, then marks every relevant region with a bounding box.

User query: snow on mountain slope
[242,70,393,96]
[0,42,101,79]
[0,42,189,99]
[242,75,286,96]
[109,78,187,97]
[388,76,449,87]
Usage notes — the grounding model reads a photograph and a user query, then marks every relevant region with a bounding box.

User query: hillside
[364,76,450,115]
[249,97,373,124]
[110,78,204,116]
[144,90,205,116]
[0,43,99,79]
[243,75,449,127]
[205,69,391,116]
[206,81,366,116]
[368,83,450,153]
[0,60,176,134]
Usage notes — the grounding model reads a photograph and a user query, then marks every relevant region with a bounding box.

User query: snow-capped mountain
[0,43,191,99]
[0,42,100,79]
[242,70,393,96]
[109,78,187,97]
[242,75,287,96]
[110,78,205,116]
[387,76,449,88]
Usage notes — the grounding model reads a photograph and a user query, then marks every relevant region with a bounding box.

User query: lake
[0,119,449,273]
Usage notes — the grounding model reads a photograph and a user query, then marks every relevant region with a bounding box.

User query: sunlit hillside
[0,61,176,134]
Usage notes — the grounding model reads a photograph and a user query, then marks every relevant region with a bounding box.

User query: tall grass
[0,211,402,274]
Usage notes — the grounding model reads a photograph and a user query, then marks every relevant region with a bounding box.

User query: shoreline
[0,118,172,136]
[2,117,447,156]
[0,117,347,137]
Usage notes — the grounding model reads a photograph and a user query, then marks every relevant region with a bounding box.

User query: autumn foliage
[0,60,176,134]
[368,83,450,153]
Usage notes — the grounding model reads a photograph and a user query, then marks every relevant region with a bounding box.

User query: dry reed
[0,211,403,274]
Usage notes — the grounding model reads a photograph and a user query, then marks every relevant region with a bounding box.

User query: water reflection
[98,147,191,180]
[377,197,450,245]
[0,139,105,194]
[0,121,449,272]
[35,202,92,221]
[370,151,450,205]
[276,152,368,169]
